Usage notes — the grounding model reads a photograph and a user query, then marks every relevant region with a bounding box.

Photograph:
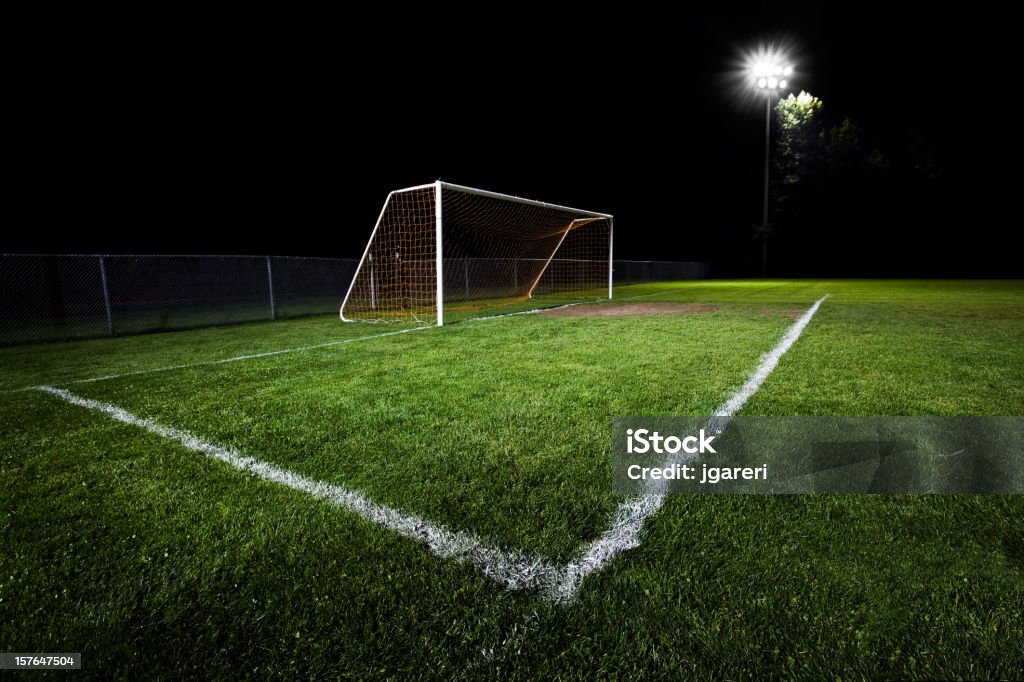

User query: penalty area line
[35,385,562,594]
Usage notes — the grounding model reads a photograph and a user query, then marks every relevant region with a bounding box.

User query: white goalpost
[341,181,613,326]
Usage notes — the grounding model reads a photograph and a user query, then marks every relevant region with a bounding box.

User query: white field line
[9,302,589,393]
[545,294,829,602]
[64,326,430,385]
[34,294,828,604]
[461,300,597,322]
[36,385,563,592]
[461,294,830,668]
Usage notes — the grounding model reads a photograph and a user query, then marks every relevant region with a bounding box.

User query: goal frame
[340,180,613,326]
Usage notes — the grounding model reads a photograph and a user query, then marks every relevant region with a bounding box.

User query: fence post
[99,255,114,336]
[369,254,376,309]
[266,256,276,320]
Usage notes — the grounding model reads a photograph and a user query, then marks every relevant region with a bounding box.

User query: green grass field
[1,280,1022,678]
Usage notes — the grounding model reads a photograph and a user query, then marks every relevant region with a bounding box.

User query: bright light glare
[731,39,801,108]
[744,46,795,91]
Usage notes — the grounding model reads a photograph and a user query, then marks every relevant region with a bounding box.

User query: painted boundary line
[461,300,597,323]
[6,282,792,393]
[34,295,828,604]
[6,302,596,393]
[2,327,430,393]
[462,293,830,670]
[548,293,829,601]
[36,385,563,592]
[67,326,431,385]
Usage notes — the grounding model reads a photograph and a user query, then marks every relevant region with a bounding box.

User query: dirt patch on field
[541,302,719,318]
[759,307,804,319]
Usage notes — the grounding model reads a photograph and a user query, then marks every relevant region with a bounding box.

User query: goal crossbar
[436,181,612,219]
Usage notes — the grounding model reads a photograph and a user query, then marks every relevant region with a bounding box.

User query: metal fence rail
[0,254,707,346]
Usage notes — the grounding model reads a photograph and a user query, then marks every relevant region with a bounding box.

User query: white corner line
[35,385,562,593]
[31,294,829,604]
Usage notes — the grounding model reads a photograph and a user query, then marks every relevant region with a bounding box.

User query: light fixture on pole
[751,55,793,274]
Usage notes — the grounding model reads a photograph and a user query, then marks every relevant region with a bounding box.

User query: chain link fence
[0,254,707,346]
[0,255,359,346]
[612,260,709,284]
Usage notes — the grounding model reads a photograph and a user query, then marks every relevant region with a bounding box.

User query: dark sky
[9,3,1020,275]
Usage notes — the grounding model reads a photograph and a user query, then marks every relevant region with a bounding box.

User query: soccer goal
[340,181,613,326]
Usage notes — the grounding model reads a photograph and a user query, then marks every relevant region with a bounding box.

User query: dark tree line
[764,92,953,276]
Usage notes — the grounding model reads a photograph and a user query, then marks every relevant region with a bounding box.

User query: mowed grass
[0,315,428,392]
[1,280,1022,679]
[48,309,792,560]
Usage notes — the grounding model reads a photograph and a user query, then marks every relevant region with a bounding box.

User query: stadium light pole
[751,57,793,275]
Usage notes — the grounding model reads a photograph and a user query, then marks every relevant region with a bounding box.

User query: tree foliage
[756,89,950,274]
[775,91,824,188]
[772,91,892,230]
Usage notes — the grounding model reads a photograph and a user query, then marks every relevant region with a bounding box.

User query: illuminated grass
[0,280,1021,678]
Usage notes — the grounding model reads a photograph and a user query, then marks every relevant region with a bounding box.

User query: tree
[756,91,824,276]
[773,94,896,273]
[775,91,824,204]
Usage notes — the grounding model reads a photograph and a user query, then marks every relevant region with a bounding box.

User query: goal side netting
[340,182,612,325]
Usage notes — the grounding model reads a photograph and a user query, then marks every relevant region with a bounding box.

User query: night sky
[10,4,1020,275]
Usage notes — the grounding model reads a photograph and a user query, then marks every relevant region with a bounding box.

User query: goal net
[340,182,612,325]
